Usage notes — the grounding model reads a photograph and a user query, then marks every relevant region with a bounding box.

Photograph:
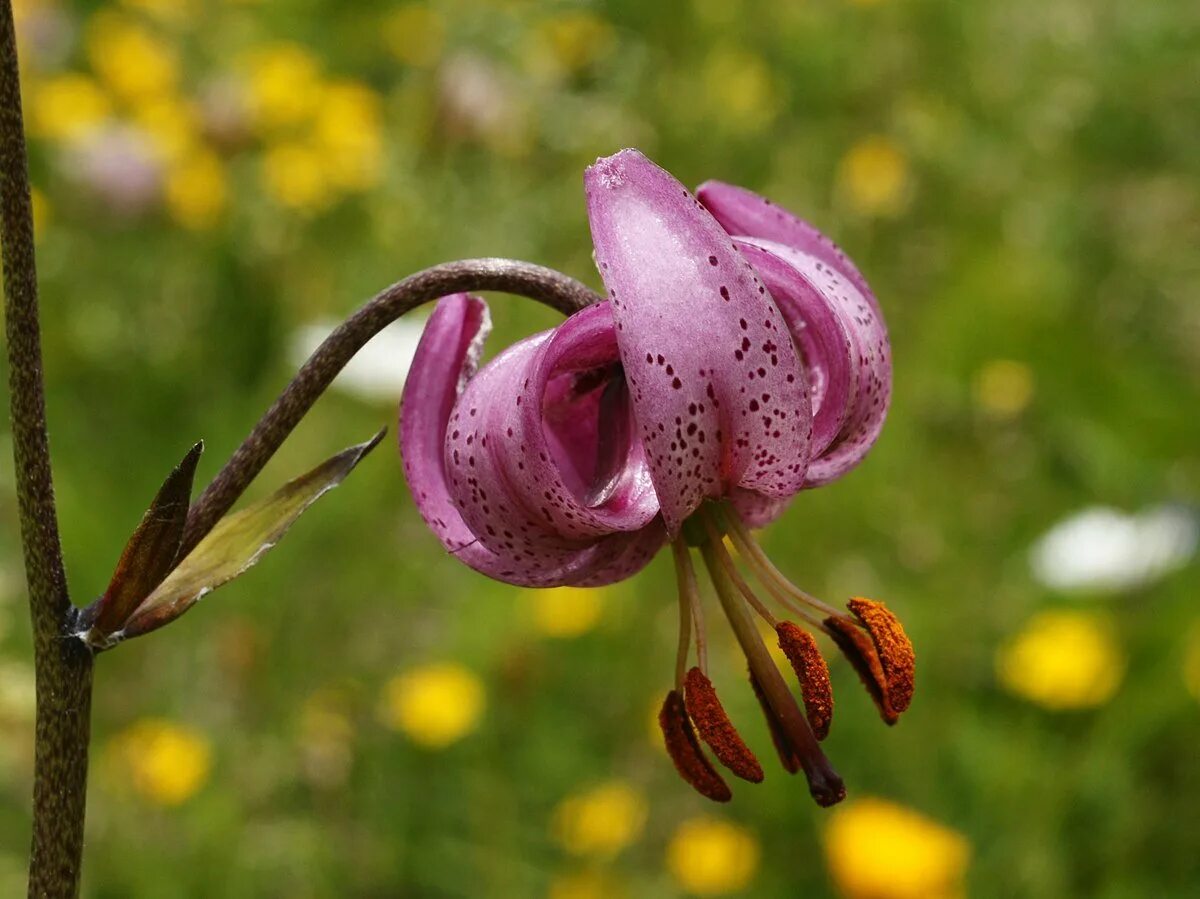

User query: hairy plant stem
[0,3,93,897]
[3,0,600,884]
[180,259,601,556]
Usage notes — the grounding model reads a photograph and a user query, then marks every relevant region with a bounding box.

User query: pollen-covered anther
[658,689,732,802]
[749,672,801,774]
[776,622,834,740]
[824,615,898,725]
[847,597,916,714]
[684,667,764,783]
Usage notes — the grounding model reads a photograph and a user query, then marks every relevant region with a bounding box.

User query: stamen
[671,542,693,691]
[776,622,834,741]
[749,672,802,774]
[715,505,839,622]
[824,615,898,725]
[671,539,707,683]
[699,538,845,807]
[699,513,778,628]
[684,667,764,783]
[848,598,916,714]
[658,690,732,802]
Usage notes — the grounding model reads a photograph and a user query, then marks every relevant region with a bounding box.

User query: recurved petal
[697,180,877,312]
[399,292,492,556]
[586,149,812,535]
[732,240,853,461]
[444,334,580,556]
[399,295,624,586]
[501,300,660,538]
[736,237,891,486]
[573,518,666,587]
[728,488,790,529]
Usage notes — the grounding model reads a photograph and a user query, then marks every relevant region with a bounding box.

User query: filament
[698,510,778,628]
[716,504,840,620]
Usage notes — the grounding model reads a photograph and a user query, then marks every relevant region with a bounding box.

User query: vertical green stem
[0,3,94,896]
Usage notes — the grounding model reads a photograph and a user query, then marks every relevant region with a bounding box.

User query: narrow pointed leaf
[119,429,385,641]
[90,441,204,639]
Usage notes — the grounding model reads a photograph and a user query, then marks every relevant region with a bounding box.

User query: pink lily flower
[400,149,913,806]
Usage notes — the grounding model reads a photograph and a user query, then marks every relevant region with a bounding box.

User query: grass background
[1,0,1198,895]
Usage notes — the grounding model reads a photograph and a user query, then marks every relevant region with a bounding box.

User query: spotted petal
[399,294,661,586]
[697,180,879,314]
[696,181,891,485]
[491,300,659,540]
[586,150,813,535]
[735,238,891,486]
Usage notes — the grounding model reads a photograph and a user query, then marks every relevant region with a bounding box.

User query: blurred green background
[1,0,1199,896]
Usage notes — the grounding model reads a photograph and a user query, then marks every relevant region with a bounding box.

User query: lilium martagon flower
[400,149,914,806]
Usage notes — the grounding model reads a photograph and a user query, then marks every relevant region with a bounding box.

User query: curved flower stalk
[400,149,913,806]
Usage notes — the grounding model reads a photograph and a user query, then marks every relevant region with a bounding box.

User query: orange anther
[848,598,916,714]
[776,622,834,740]
[684,667,764,783]
[659,690,732,802]
[824,615,899,725]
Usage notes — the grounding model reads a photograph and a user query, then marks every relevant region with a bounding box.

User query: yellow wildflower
[552,780,647,858]
[527,586,606,638]
[379,662,485,749]
[548,869,627,899]
[133,95,201,164]
[1183,623,1200,703]
[28,74,112,141]
[384,4,446,68]
[702,46,779,134]
[86,13,179,105]
[166,149,227,230]
[243,43,323,131]
[312,80,384,192]
[824,797,969,899]
[261,141,331,212]
[996,610,1124,710]
[666,817,760,896]
[838,135,911,218]
[973,358,1035,418]
[107,718,212,806]
[528,11,615,78]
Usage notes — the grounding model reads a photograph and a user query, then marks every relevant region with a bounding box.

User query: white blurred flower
[14,2,74,70]
[62,124,163,215]
[288,317,427,403]
[1030,505,1198,593]
[438,52,515,141]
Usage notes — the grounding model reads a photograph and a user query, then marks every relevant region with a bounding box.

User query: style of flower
[399,149,913,806]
